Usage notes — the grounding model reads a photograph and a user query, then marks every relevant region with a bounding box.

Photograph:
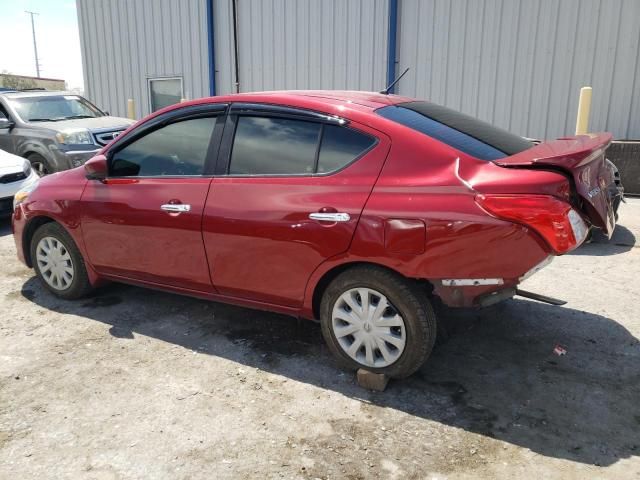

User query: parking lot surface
[1,200,639,479]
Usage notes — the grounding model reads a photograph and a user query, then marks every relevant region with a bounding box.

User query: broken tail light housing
[476,194,588,254]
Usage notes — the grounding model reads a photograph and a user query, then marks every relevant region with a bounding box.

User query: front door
[81,111,223,292]
[202,105,390,307]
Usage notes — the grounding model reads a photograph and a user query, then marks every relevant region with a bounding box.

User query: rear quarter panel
[302,126,551,313]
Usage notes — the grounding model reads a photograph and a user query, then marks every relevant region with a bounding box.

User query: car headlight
[55,128,94,145]
[13,179,39,209]
[22,158,32,176]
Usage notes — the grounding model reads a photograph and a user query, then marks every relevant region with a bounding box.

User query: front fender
[18,167,91,267]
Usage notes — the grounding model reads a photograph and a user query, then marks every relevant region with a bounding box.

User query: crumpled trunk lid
[494,133,615,237]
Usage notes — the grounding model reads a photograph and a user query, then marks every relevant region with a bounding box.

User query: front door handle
[309,212,351,222]
[161,203,191,213]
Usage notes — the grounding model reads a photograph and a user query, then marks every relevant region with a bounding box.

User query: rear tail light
[476,194,588,254]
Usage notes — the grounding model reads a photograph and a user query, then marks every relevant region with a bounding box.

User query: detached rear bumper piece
[434,281,516,307]
[434,257,553,308]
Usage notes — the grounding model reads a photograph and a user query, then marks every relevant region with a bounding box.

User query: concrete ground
[0,200,639,480]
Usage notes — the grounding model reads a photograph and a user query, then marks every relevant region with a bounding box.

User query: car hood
[35,116,135,132]
[0,147,26,173]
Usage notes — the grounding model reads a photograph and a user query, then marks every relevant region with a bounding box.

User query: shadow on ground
[19,276,640,468]
[0,218,12,238]
[570,225,636,256]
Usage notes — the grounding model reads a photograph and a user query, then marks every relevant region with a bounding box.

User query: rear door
[202,104,390,307]
[81,104,226,292]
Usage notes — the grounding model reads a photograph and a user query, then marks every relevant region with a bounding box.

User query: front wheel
[30,222,94,299]
[27,153,53,176]
[320,266,437,378]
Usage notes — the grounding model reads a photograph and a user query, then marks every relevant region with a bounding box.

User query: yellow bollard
[127,99,135,120]
[575,86,592,135]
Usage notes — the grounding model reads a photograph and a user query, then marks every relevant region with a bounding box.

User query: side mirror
[0,117,15,130]
[84,154,108,180]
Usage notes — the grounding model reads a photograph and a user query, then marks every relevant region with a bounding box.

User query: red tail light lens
[476,194,588,254]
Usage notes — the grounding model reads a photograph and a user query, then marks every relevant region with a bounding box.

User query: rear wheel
[30,222,93,299]
[320,266,437,378]
[27,153,53,176]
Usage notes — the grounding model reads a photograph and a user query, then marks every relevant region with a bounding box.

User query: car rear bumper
[433,281,516,307]
[433,257,553,307]
[608,174,624,221]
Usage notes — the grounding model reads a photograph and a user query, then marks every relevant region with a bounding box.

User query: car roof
[140,90,415,130]
[170,90,414,118]
[0,90,79,99]
[251,90,414,108]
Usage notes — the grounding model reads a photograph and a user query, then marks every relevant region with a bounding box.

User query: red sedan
[11,91,616,378]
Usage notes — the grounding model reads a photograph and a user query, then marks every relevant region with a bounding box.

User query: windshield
[10,95,104,123]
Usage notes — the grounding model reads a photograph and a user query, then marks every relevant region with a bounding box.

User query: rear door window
[317,125,376,173]
[377,101,533,161]
[228,115,376,176]
[230,116,320,175]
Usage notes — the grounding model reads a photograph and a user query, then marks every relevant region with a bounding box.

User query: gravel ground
[1,199,639,480]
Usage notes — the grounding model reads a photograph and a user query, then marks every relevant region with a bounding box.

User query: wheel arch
[22,215,59,267]
[20,144,51,161]
[309,260,434,320]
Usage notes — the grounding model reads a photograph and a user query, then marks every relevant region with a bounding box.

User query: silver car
[0,90,134,175]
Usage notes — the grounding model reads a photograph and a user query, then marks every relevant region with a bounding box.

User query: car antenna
[379,67,410,95]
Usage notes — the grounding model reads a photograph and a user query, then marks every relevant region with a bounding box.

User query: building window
[148,77,183,112]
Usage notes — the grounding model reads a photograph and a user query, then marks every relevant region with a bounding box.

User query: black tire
[320,265,437,378]
[27,153,54,176]
[30,222,94,299]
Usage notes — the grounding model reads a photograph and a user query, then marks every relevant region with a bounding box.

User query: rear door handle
[161,204,191,213]
[309,212,351,222]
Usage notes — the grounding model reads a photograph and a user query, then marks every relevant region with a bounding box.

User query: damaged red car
[12,91,620,378]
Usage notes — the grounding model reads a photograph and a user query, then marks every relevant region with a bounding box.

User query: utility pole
[25,10,40,77]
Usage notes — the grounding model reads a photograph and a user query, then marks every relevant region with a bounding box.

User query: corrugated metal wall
[77,0,640,139]
[77,0,210,118]
[213,0,389,94]
[396,0,640,140]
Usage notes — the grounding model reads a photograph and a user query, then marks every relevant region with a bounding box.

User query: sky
[0,0,83,90]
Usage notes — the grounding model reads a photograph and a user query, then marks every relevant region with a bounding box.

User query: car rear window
[376,101,533,161]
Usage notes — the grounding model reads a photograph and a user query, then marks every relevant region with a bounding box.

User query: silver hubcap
[36,236,74,290]
[332,288,406,368]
